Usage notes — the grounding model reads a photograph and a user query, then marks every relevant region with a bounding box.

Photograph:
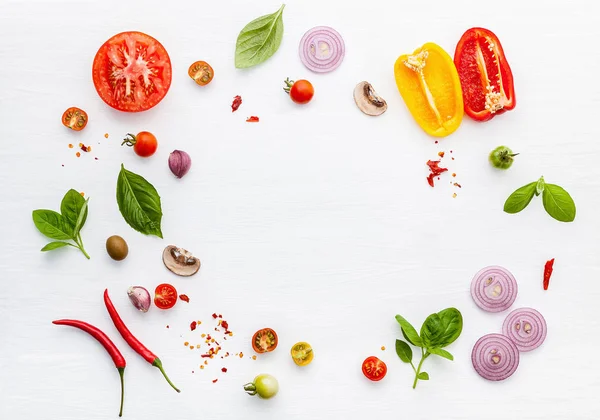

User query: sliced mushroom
[353,81,387,116]
[162,245,201,277]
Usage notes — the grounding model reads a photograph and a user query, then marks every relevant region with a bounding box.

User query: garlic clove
[127,286,151,312]
[168,150,192,178]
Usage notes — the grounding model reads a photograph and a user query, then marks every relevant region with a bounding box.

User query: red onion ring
[472,333,520,381]
[299,26,345,73]
[470,266,518,312]
[502,307,547,352]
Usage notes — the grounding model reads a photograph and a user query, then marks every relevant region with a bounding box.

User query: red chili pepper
[246,116,259,123]
[231,95,242,112]
[544,258,555,290]
[179,294,190,303]
[454,27,516,122]
[53,319,126,417]
[103,289,180,393]
[426,160,448,187]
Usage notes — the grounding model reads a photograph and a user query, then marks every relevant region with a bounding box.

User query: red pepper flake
[221,321,229,330]
[190,321,197,331]
[246,116,259,123]
[239,352,244,358]
[76,152,81,157]
[452,173,456,177]
[94,157,98,160]
[451,157,455,160]
[218,314,223,318]
[454,183,462,188]
[166,325,169,329]
[104,133,109,138]
[435,141,439,144]
[438,151,445,158]
[68,144,74,149]
[231,95,242,112]
[452,193,457,198]
[450,150,453,153]
[221,367,227,373]
[212,313,218,319]
[544,258,555,290]
[252,355,257,360]
[212,379,218,383]
[179,294,190,303]
[189,345,194,350]
[426,160,448,187]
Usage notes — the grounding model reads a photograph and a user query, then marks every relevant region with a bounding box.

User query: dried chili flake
[76,152,81,157]
[452,173,456,177]
[212,313,218,319]
[426,160,448,187]
[68,144,74,149]
[381,346,386,351]
[231,95,242,112]
[246,116,259,123]
[189,345,194,350]
[239,352,244,358]
[104,133,109,138]
[179,294,190,303]
[221,321,229,330]
[221,367,227,373]
[190,321,197,331]
[454,183,462,188]
[438,151,445,158]
[184,341,189,346]
[252,355,257,360]
[544,258,555,290]
[200,365,205,370]
[218,314,223,318]
[212,379,218,383]
[166,325,170,329]
[452,193,457,198]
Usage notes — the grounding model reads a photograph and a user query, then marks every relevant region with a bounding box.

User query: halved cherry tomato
[252,328,278,353]
[154,283,177,310]
[362,356,387,381]
[454,27,515,122]
[283,78,314,104]
[122,131,158,157]
[92,31,172,112]
[62,107,88,131]
[188,61,214,86]
[291,342,314,366]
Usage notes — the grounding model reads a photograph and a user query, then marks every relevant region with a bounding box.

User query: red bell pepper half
[454,28,515,122]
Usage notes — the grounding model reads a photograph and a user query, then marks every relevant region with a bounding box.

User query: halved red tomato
[252,328,278,353]
[92,31,172,112]
[154,283,177,310]
[362,356,387,381]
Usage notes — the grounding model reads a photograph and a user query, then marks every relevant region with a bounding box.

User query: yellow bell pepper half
[394,43,464,137]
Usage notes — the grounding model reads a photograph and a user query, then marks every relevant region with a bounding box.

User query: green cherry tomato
[243,374,279,399]
[489,146,518,170]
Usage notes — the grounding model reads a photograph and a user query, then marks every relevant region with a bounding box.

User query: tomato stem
[117,368,125,417]
[282,77,294,94]
[153,358,180,393]
[121,134,137,147]
[243,383,257,396]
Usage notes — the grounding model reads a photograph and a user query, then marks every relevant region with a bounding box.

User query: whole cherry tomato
[283,78,314,104]
[122,131,158,157]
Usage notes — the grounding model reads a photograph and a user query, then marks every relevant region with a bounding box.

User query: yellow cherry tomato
[394,42,463,137]
[291,342,314,366]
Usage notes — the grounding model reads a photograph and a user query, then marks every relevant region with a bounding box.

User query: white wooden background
[1,0,599,419]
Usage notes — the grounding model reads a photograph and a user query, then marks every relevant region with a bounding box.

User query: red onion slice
[472,333,520,381]
[299,26,345,73]
[470,266,518,312]
[502,307,547,352]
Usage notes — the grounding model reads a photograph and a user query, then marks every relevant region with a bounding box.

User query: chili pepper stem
[243,383,257,395]
[153,358,180,393]
[117,368,125,417]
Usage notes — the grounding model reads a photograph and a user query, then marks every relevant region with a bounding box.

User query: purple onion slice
[502,307,547,352]
[299,26,345,73]
[472,333,520,381]
[470,266,518,312]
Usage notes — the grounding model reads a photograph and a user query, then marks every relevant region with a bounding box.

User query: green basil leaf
[395,315,423,347]
[60,189,87,229]
[542,183,576,222]
[117,164,163,238]
[503,182,537,214]
[428,347,454,361]
[418,372,429,380]
[235,4,285,69]
[41,242,71,252]
[395,339,413,363]
[73,197,89,237]
[32,210,73,240]
[421,308,463,349]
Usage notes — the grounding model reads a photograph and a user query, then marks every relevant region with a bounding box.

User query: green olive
[489,146,518,170]
[106,235,128,261]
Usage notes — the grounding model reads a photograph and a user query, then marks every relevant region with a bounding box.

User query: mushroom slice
[162,245,201,277]
[353,81,387,116]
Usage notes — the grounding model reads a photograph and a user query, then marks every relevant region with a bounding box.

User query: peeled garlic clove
[127,286,151,312]
[353,81,387,116]
[168,150,192,178]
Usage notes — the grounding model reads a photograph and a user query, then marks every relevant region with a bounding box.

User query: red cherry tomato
[362,356,387,381]
[92,31,172,112]
[251,328,278,353]
[62,107,88,131]
[188,61,214,86]
[122,131,158,157]
[154,283,177,310]
[283,78,314,104]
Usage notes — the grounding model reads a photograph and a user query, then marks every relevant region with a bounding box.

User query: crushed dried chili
[231,95,242,112]
[179,294,190,303]
[246,116,259,123]
[426,160,448,187]
[190,321,197,331]
[544,258,555,290]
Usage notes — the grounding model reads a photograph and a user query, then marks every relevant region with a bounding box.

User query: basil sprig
[504,176,576,222]
[395,308,463,389]
[235,4,285,69]
[32,189,90,259]
[116,164,163,238]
